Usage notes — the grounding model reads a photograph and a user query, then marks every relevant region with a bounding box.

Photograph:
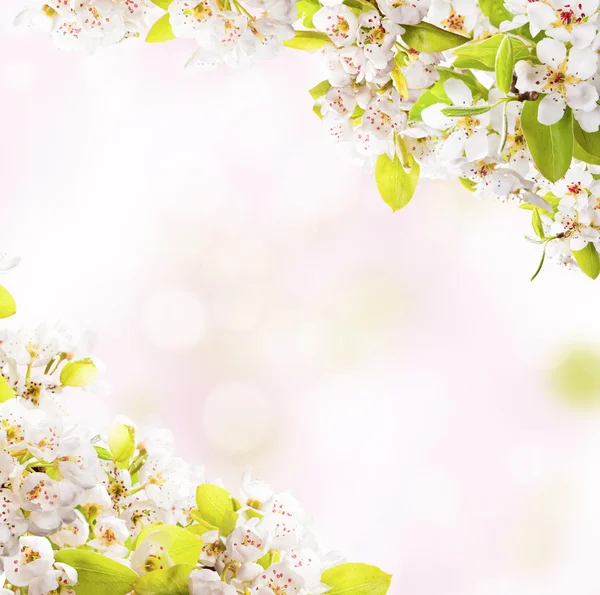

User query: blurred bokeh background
[4,3,600,593]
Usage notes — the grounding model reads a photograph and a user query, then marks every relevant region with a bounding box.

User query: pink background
[3,4,600,593]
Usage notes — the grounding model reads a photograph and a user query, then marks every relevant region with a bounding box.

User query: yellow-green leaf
[0,376,16,403]
[146,13,176,43]
[133,565,194,595]
[136,525,203,566]
[495,35,514,94]
[573,243,600,279]
[284,30,329,50]
[402,22,468,52]
[55,550,137,595]
[322,563,392,595]
[0,285,16,319]
[375,152,420,212]
[60,358,99,387]
[195,484,237,535]
[108,423,136,463]
[521,97,573,183]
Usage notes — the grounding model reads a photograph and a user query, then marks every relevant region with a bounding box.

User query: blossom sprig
[0,264,392,595]
[15,0,600,279]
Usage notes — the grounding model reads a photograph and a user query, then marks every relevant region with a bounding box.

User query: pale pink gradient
[4,3,600,593]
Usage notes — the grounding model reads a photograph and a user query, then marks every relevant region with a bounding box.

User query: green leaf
[108,423,136,463]
[495,36,514,95]
[409,79,451,121]
[146,13,176,43]
[0,376,16,403]
[308,80,331,100]
[94,446,113,461]
[532,209,545,239]
[342,0,375,11]
[442,105,492,117]
[284,31,329,50]
[195,485,238,535]
[150,0,173,8]
[60,358,99,387]
[574,141,600,165]
[478,0,513,28]
[573,244,600,279]
[401,22,468,52]
[453,34,530,71]
[133,565,194,595]
[296,0,321,27]
[375,151,420,212]
[322,563,392,595]
[521,97,573,183]
[573,121,600,159]
[54,550,137,595]
[437,67,489,101]
[136,525,203,566]
[459,177,477,192]
[0,285,16,319]
[391,61,409,98]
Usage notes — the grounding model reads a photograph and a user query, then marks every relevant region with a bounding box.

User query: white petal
[528,2,555,36]
[443,78,472,107]
[538,92,566,125]
[575,106,600,133]
[421,103,453,130]
[465,129,490,162]
[514,60,545,93]
[537,38,567,69]
[566,82,599,111]
[567,48,598,79]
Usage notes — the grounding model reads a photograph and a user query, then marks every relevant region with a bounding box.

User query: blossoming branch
[0,264,392,595]
[14,0,600,279]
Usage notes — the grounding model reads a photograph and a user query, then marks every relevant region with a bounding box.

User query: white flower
[375,0,429,24]
[168,0,218,38]
[130,531,174,574]
[515,39,599,125]
[226,518,271,563]
[0,254,21,273]
[321,86,357,120]
[88,516,130,558]
[3,536,55,587]
[251,561,306,595]
[356,12,398,69]
[313,4,358,47]
[362,95,407,139]
[189,569,237,595]
[427,0,477,35]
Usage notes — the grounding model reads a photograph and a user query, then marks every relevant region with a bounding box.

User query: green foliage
[284,31,330,50]
[308,80,331,100]
[495,36,514,95]
[136,525,203,566]
[574,141,600,166]
[521,97,573,183]
[54,550,138,595]
[195,484,238,535]
[322,563,392,595]
[0,285,16,319]
[60,358,99,387]
[478,0,513,28]
[573,243,600,279]
[375,151,420,212]
[0,376,16,403]
[401,21,468,52]
[93,446,113,461]
[453,34,530,71]
[108,423,136,463]
[146,14,176,43]
[409,79,450,121]
[531,209,545,240]
[441,105,492,117]
[573,121,600,159]
[437,67,489,101]
[133,565,194,595]
[459,177,477,192]
[296,0,321,27]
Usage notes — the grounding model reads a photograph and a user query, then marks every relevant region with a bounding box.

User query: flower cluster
[15,0,295,65]
[0,267,391,595]
[15,0,600,279]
